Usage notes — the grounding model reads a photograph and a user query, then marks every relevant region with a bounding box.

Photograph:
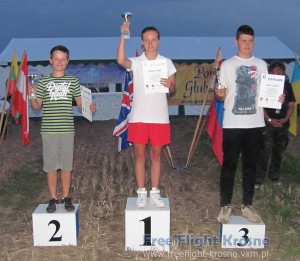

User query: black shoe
[46,198,59,213]
[61,197,75,211]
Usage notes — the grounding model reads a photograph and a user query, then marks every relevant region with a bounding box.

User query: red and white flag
[14,51,30,146]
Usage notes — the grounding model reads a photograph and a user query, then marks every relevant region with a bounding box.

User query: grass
[0,117,299,260]
[225,151,300,260]
[0,157,44,212]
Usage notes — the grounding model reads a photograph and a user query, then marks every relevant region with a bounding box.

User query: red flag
[14,51,30,145]
[206,48,223,165]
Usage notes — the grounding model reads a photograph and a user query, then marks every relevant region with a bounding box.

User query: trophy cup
[214,67,223,89]
[28,74,38,99]
[121,12,132,39]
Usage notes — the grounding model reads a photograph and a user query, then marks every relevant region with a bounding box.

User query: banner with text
[169,63,215,105]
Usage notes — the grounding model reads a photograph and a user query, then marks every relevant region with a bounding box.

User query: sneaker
[241,205,262,223]
[46,198,59,213]
[149,189,165,208]
[217,205,232,223]
[61,197,75,211]
[136,188,147,208]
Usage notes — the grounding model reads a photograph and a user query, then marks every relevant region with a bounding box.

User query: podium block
[221,215,266,249]
[125,197,170,252]
[32,203,79,246]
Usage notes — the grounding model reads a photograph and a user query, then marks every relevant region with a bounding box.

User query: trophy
[121,12,132,39]
[28,74,38,99]
[214,67,223,89]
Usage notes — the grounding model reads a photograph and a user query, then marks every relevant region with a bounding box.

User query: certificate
[258,74,284,109]
[142,59,169,94]
[80,85,93,122]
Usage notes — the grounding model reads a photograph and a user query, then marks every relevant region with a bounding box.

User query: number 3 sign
[32,204,79,246]
[221,216,266,249]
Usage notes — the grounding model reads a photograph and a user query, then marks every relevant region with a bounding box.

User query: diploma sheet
[142,59,169,94]
[258,74,284,109]
[80,85,93,122]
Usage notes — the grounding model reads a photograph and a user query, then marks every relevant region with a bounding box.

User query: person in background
[117,23,176,208]
[29,45,96,213]
[256,61,295,187]
[215,25,268,223]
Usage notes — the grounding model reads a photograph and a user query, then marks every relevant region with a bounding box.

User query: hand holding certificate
[142,59,169,94]
[258,74,285,109]
[80,85,93,122]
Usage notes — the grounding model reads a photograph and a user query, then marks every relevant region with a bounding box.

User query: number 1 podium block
[221,215,266,249]
[125,197,170,252]
[32,204,79,246]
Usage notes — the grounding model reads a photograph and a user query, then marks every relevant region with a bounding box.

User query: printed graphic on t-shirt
[232,65,257,115]
[46,81,71,101]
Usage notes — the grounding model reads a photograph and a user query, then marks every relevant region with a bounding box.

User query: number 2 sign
[32,204,79,246]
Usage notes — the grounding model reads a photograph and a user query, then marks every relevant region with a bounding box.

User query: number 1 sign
[125,197,171,252]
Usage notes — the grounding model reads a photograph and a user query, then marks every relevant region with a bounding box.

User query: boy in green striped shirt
[29,45,96,213]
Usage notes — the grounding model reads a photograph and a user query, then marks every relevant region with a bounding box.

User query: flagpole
[0,51,17,149]
[184,72,213,168]
[0,84,11,148]
[184,48,221,168]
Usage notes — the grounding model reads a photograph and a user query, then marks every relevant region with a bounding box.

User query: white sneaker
[241,205,262,223]
[217,205,232,224]
[150,189,165,208]
[136,188,147,208]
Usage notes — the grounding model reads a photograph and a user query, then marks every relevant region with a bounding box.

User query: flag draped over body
[206,48,224,165]
[14,52,30,145]
[289,58,300,136]
[113,71,133,151]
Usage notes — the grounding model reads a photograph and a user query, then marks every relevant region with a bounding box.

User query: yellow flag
[289,59,300,136]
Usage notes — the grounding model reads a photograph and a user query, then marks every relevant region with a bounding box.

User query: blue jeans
[220,127,265,206]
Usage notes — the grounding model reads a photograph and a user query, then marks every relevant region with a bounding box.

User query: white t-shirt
[128,53,176,123]
[219,55,268,128]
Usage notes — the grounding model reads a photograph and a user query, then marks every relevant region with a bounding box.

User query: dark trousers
[256,124,289,183]
[220,127,265,207]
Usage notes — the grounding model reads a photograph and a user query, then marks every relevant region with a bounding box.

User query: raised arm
[117,22,132,69]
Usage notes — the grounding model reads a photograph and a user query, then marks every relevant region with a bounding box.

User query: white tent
[0,36,295,120]
[0,36,295,64]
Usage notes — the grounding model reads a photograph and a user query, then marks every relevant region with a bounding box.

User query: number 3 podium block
[32,204,79,246]
[221,215,266,249]
[125,197,170,252]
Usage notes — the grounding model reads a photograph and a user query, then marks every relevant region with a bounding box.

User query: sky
[0,0,300,58]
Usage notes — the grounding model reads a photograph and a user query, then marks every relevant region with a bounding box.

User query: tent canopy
[0,36,295,65]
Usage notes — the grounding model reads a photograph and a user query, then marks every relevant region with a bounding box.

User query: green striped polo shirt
[36,74,81,134]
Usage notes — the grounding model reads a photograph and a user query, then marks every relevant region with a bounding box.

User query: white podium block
[125,197,170,252]
[32,203,79,246]
[221,215,266,249]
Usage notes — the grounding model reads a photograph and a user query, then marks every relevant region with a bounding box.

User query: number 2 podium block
[32,204,79,246]
[221,215,266,249]
[125,197,170,252]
